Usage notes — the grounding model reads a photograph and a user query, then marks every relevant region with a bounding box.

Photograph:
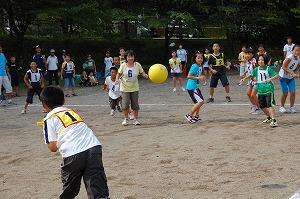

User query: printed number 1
[260,73,267,81]
[65,112,77,121]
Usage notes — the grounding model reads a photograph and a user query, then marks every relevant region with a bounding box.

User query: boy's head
[50,49,55,55]
[10,56,16,63]
[35,45,41,53]
[113,56,120,65]
[204,48,210,54]
[105,51,110,57]
[258,44,265,53]
[30,62,37,70]
[212,43,220,52]
[40,86,65,111]
[119,47,126,56]
[110,67,118,78]
[65,54,71,62]
[287,36,292,44]
[179,44,183,49]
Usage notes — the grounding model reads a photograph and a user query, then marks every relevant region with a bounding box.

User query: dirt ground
[1,74,300,199]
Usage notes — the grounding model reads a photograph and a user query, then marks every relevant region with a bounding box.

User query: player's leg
[121,92,130,125]
[178,73,185,91]
[70,78,77,96]
[172,76,177,92]
[258,94,272,123]
[54,70,59,86]
[2,76,13,102]
[131,91,140,125]
[207,75,218,103]
[288,78,296,113]
[279,77,288,113]
[220,74,231,102]
[48,70,53,85]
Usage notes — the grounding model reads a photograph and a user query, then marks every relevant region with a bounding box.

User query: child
[88,72,99,86]
[169,50,185,92]
[278,44,300,113]
[79,71,90,87]
[203,47,211,86]
[185,51,206,123]
[7,56,22,97]
[113,56,120,69]
[240,55,279,127]
[21,62,44,114]
[40,86,110,199]
[238,46,247,79]
[103,67,122,116]
[119,47,127,65]
[207,43,231,103]
[242,48,260,114]
[60,54,77,97]
[104,51,113,77]
[283,36,295,58]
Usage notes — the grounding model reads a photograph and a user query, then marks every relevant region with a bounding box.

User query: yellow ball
[148,64,168,84]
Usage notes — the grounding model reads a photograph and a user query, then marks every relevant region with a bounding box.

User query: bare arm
[24,73,32,88]
[282,58,297,77]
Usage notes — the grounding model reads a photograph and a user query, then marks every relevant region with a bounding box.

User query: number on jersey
[55,110,84,128]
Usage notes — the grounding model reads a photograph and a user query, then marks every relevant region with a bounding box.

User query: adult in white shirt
[46,49,59,85]
[104,51,113,77]
[283,36,295,58]
[177,44,187,65]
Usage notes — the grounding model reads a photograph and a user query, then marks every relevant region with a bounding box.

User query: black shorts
[26,85,42,104]
[187,88,204,104]
[109,96,121,110]
[171,73,183,78]
[10,75,19,87]
[181,61,186,66]
[258,93,276,109]
[210,74,229,88]
[60,145,109,199]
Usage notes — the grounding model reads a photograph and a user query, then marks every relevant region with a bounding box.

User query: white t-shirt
[177,49,187,62]
[43,107,101,158]
[279,54,300,79]
[46,55,58,70]
[283,44,295,57]
[104,57,113,71]
[105,76,121,99]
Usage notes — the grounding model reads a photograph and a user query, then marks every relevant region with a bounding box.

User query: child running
[207,43,231,103]
[61,54,77,97]
[240,55,279,127]
[278,44,300,113]
[185,51,206,123]
[169,50,185,92]
[40,86,110,199]
[21,62,44,114]
[103,67,122,116]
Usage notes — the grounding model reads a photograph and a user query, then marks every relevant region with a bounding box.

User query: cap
[50,49,55,53]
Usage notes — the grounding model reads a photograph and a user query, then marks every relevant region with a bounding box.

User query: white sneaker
[173,88,177,92]
[21,109,27,114]
[181,87,186,91]
[251,108,261,115]
[122,118,128,126]
[133,119,141,125]
[290,106,297,113]
[270,120,278,127]
[110,109,115,116]
[279,107,286,113]
[249,106,256,114]
[129,112,134,120]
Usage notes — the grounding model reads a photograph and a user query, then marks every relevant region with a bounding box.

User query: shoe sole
[185,116,195,124]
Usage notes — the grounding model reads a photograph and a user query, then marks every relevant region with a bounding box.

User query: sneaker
[249,106,256,114]
[117,106,122,112]
[262,117,272,123]
[133,119,141,125]
[21,109,27,114]
[279,106,286,113]
[129,112,134,120]
[251,108,261,115]
[226,96,232,102]
[206,98,214,103]
[173,88,177,92]
[72,93,78,96]
[193,115,202,122]
[290,106,297,113]
[181,87,186,91]
[122,118,128,126]
[110,109,115,116]
[185,114,196,123]
[270,119,278,127]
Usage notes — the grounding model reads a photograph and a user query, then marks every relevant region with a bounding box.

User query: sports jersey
[119,56,126,65]
[283,44,295,57]
[32,53,46,70]
[176,49,187,62]
[62,61,75,77]
[208,53,227,74]
[169,58,182,73]
[26,68,42,85]
[43,107,101,158]
[251,66,277,94]
[186,63,203,90]
[118,62,144,92]
[279,54,300,79]
[245,58,256,75]
[104,57,113,71]
[105,76,121,99]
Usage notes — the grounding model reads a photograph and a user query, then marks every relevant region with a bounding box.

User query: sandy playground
[1,74,300,199]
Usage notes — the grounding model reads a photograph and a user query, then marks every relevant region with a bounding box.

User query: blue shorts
[210,74,229,88]
[64,77,75,88]
[280,77,296,94]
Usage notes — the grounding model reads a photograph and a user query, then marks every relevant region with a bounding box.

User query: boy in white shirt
[104,51,113,77]
[103,67,122,115]
[40,86,110,199]
[283,36,295,58]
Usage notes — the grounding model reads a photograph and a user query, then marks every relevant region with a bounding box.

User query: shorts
[109,96,121,110]
[210,74,229,88]
[171,73,183,78]
[187,88,204,104]
[258,93,276,109]
[60,145,109,199]
[64,77,75,88]
[239,64,246,76]
[181,61,186,66]
[280,77,296,94]
[247,80,257,90]
[203,62,209,70]
[26,85,42,104]
[10,75,19,87]
[0,76,13,93]
[122,91,139,110]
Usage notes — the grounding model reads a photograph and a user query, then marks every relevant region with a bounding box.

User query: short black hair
[40,86,65,109]
[110,67,117,72]
[245,48,254,54]
[119,47,125,51]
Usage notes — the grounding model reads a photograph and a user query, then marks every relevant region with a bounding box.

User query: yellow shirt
[169,58,182,73]
[238,52,246,63]
[118,62,144,92]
